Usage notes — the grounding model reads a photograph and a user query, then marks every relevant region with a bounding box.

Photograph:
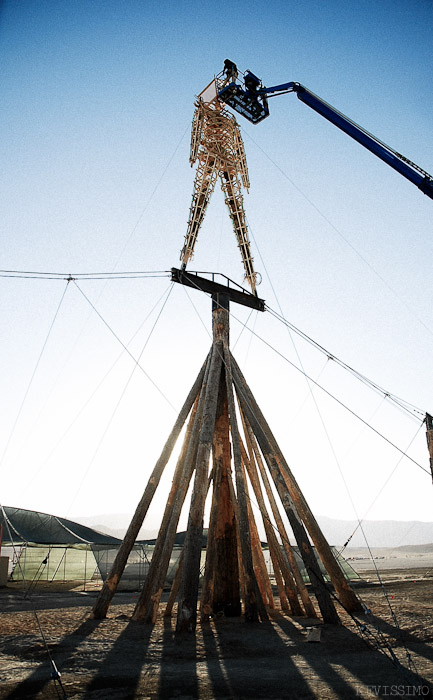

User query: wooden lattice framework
[92,292,363,630]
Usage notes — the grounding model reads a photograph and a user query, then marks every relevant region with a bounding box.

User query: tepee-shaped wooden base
[92,292,363,630]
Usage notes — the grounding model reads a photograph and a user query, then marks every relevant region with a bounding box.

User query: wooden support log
[132,406,200,622]
[232,365,339,624]
[132,352,212,622]
[201,293,244,622]
[226,453,247,608]
[176,341,224,633]
[200,373,225,620]
[212,295,244,612]
[242,461,275,609]
[201,370,240,621]
[91,357,208,620]
[240,395,338,623]
[240,435,296,613]
[240,438,300,615]
[199,466,219,620]
[223,344,268,622]
[269,530,297,614]
[166,469,215,619]
[165,547,184,617]
[240,403,317,619]
[267,537,290,613]
[231,354,363,616]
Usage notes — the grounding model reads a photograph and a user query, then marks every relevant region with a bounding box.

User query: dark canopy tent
[0,506,160,587]
[0,505,122,547]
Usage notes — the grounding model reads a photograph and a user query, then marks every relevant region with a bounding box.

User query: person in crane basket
[222,58,238,84]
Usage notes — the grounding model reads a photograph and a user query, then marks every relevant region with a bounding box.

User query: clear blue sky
[1,0,432,541]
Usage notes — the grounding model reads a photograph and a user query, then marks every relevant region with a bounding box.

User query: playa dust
[0,570,432,699]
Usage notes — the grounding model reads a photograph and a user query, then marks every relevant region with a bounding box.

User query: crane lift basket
[216,62,433,200]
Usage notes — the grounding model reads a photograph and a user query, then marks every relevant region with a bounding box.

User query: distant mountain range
[74,512,433,549]
[316,515,433,549]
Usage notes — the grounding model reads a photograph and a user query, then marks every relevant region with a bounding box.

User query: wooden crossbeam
[171,268,265,311]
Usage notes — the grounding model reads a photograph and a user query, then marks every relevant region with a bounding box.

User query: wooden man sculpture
[180,79,258,293]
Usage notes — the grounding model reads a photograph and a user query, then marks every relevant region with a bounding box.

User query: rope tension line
[175,271,430,476]
[2,267,430,474]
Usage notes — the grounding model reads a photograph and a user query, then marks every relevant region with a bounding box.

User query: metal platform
[171,268,265,311]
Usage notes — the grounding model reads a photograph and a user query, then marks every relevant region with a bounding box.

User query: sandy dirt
[0,570,432,700]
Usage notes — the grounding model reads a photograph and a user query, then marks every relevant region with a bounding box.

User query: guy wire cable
[73,280,177,412]
[65,282,175,516]
[2,266,423,417]
[20,280,175,495]
[243,127,433,339]
[232,313,429,474]
[306,565,428,692]
[0,268,170,279]
[177,272,429,475]
[0,505,67,698]
[246,218,381,561]
[338,421,425,554]
[248,209,422,421]
[0,280,70,471]
[266,305,423,420]
[109,121,190,272]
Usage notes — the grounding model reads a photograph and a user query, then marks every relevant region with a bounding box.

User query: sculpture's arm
[190,102,204,165]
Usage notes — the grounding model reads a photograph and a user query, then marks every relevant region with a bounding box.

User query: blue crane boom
[217,64,433,200]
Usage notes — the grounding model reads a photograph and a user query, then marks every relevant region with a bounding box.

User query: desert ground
[1,552,432,700]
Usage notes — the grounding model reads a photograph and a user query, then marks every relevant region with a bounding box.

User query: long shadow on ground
[157,615,199,699]
[81,618,155,700]
[208,612,375,699]
[364,612,433,665]
[3,617,102,700]
[203,614,314,699]
[275,612,432,699]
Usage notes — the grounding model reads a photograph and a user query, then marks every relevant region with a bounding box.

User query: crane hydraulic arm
[217,64,433,200]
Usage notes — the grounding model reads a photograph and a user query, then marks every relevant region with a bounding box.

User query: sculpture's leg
[220,171,256,293]
[180,153,218,267]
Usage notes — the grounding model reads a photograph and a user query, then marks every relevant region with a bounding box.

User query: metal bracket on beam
[171,268,265,312]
